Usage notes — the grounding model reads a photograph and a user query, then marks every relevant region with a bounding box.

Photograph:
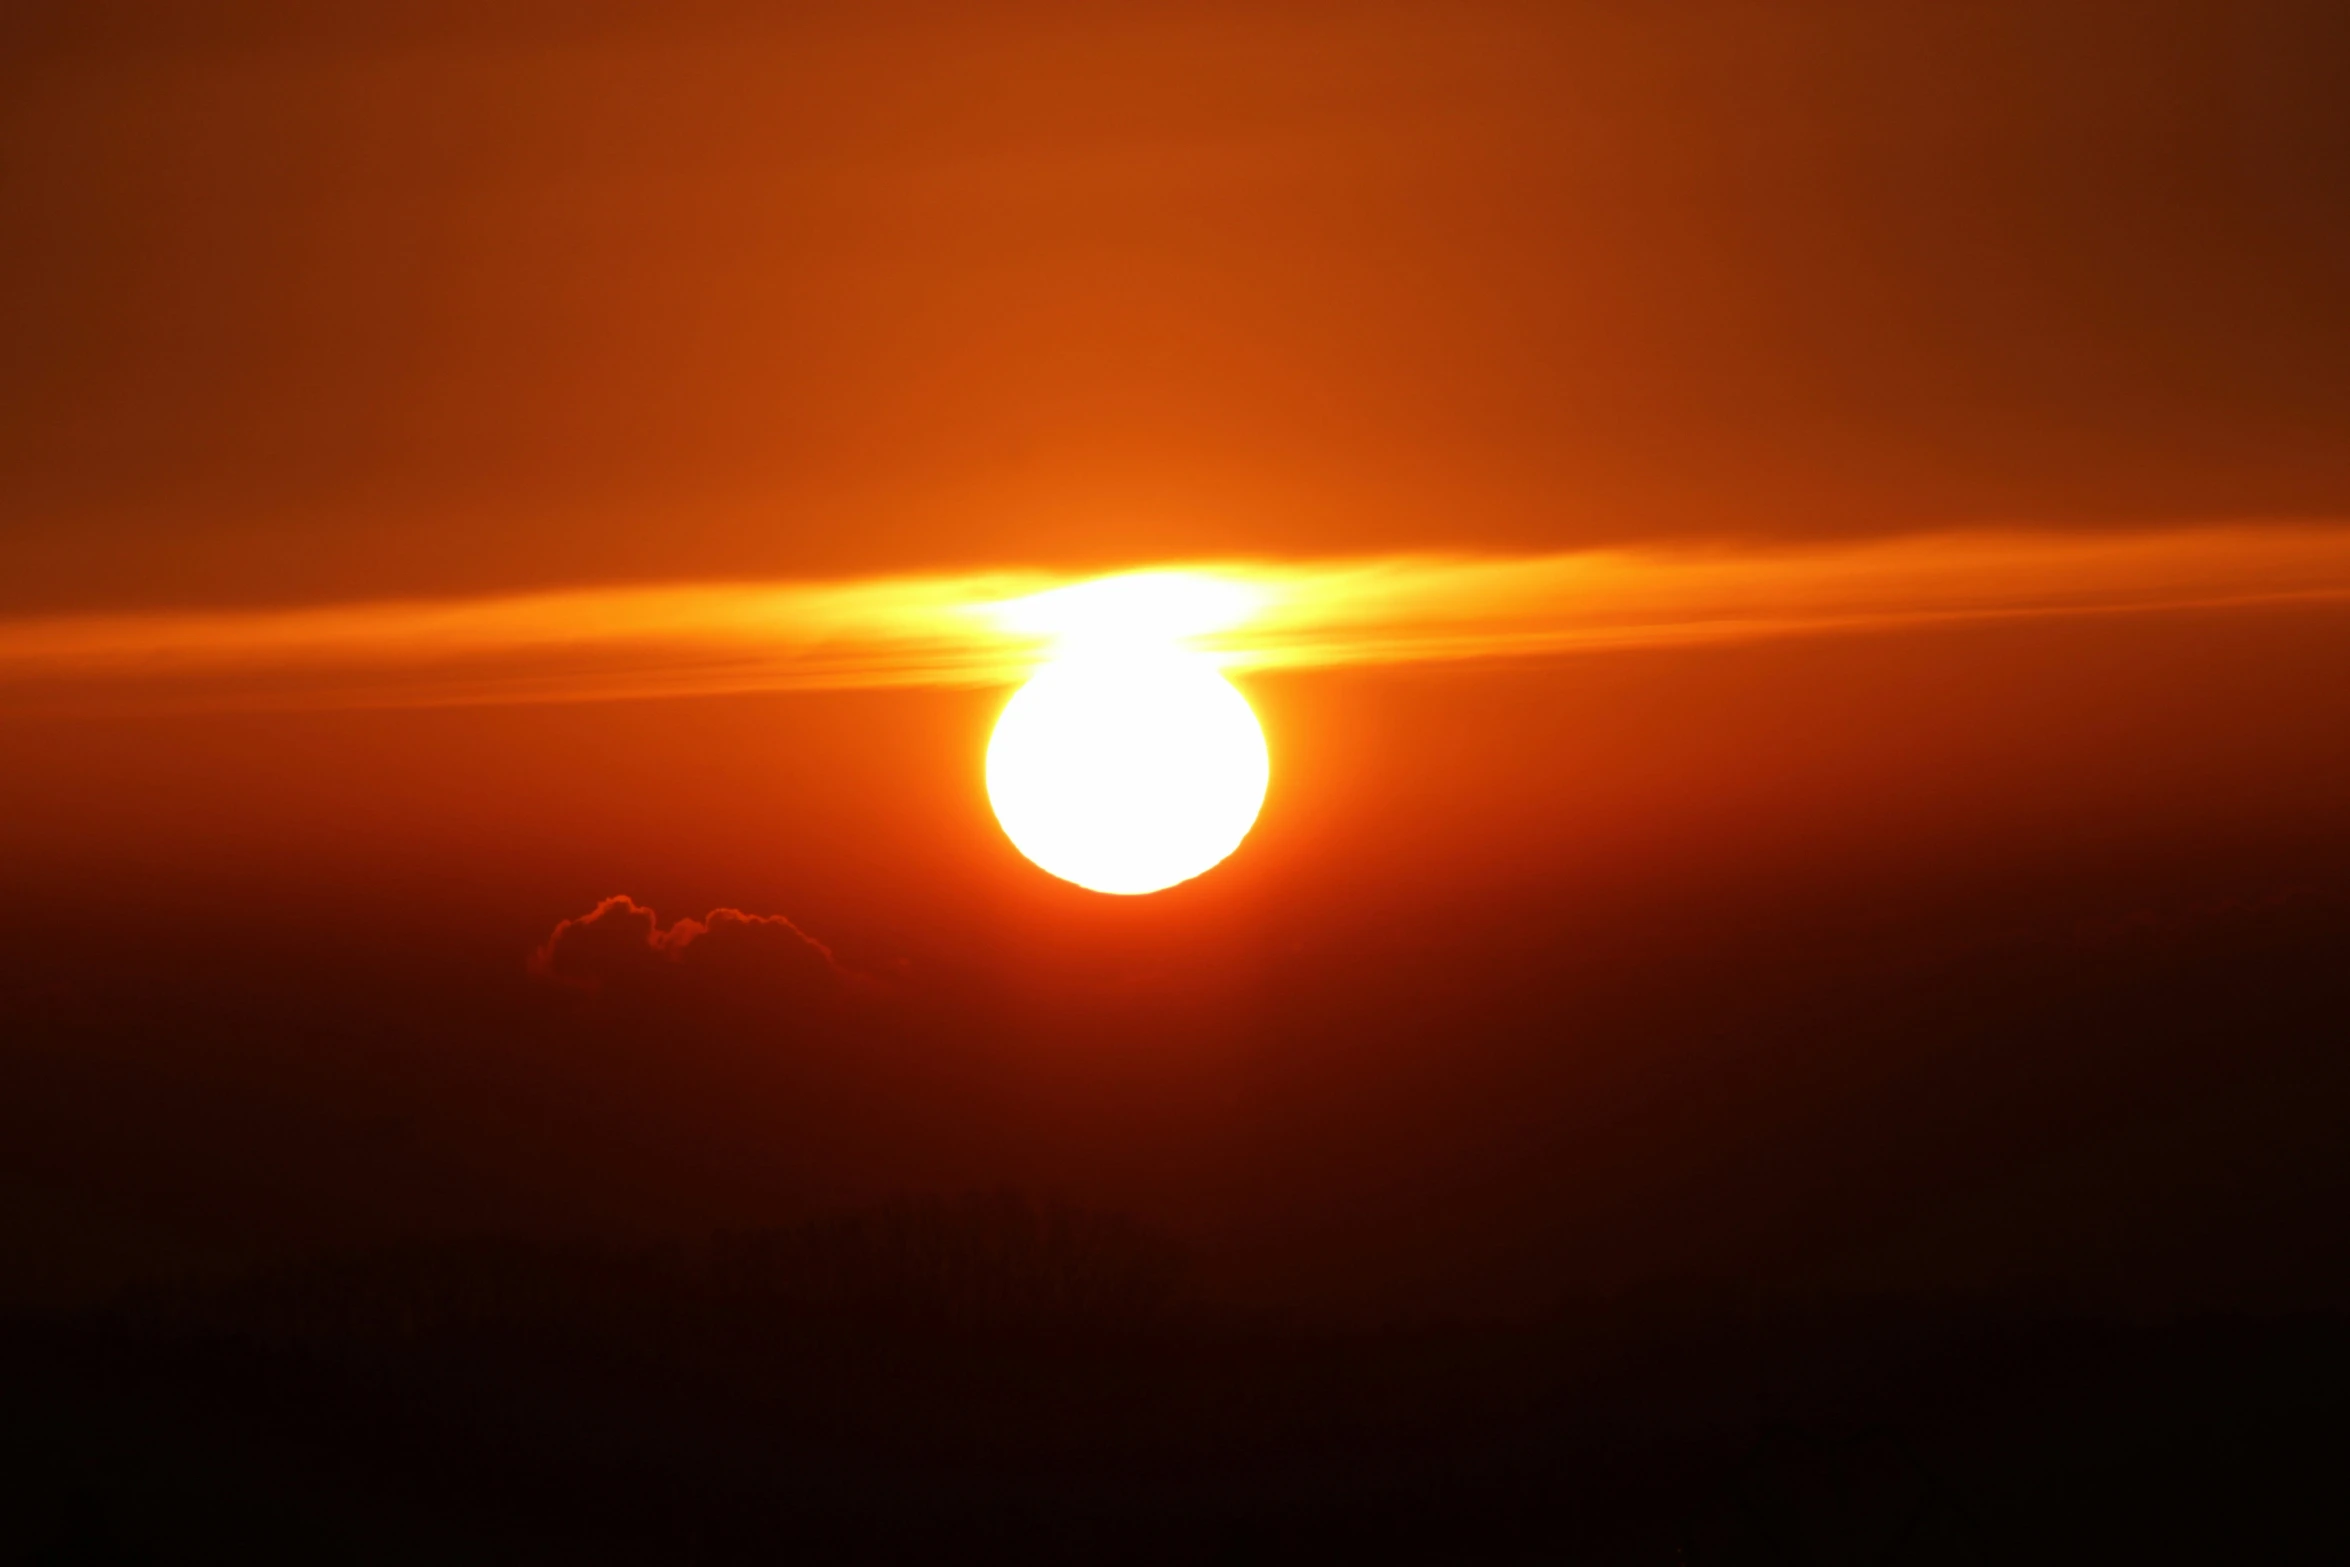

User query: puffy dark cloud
[530,896,848,1009]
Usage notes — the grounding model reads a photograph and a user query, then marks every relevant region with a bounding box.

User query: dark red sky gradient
[4,2,2350,1319]
[8,604,2349,1311]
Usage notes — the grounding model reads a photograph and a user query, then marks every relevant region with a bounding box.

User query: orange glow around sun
[982,574,1269,895]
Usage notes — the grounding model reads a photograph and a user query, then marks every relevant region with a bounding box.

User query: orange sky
[4,2,2349,1315]
[6,3,2348,609]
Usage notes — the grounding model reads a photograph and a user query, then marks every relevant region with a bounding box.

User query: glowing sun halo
[985,576,1269,895]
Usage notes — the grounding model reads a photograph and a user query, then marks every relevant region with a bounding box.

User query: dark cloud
[530,895,848,1010]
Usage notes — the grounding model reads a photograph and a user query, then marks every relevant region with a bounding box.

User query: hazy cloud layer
[5,526,2349,712]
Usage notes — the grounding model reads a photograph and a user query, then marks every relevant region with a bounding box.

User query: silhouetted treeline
[6,1195,2349,1563]
[114,1193,1186,1350]
[711,1192,1187,1328]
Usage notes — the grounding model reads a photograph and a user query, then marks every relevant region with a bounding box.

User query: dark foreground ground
[7,1198,2347,1565]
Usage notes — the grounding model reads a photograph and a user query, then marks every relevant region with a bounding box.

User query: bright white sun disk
[986,648,1268,895]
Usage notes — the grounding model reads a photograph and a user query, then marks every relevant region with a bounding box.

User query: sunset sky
[6,0,2349,1334]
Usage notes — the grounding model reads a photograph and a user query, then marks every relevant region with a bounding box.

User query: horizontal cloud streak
[1229,526,2350,673]
[4,526,2349,711]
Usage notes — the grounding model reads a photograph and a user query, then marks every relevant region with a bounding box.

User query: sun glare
[988,569,1265,655]
[984,575,1270,895]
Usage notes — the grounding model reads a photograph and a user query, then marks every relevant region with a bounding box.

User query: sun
[987,648,1269,895]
